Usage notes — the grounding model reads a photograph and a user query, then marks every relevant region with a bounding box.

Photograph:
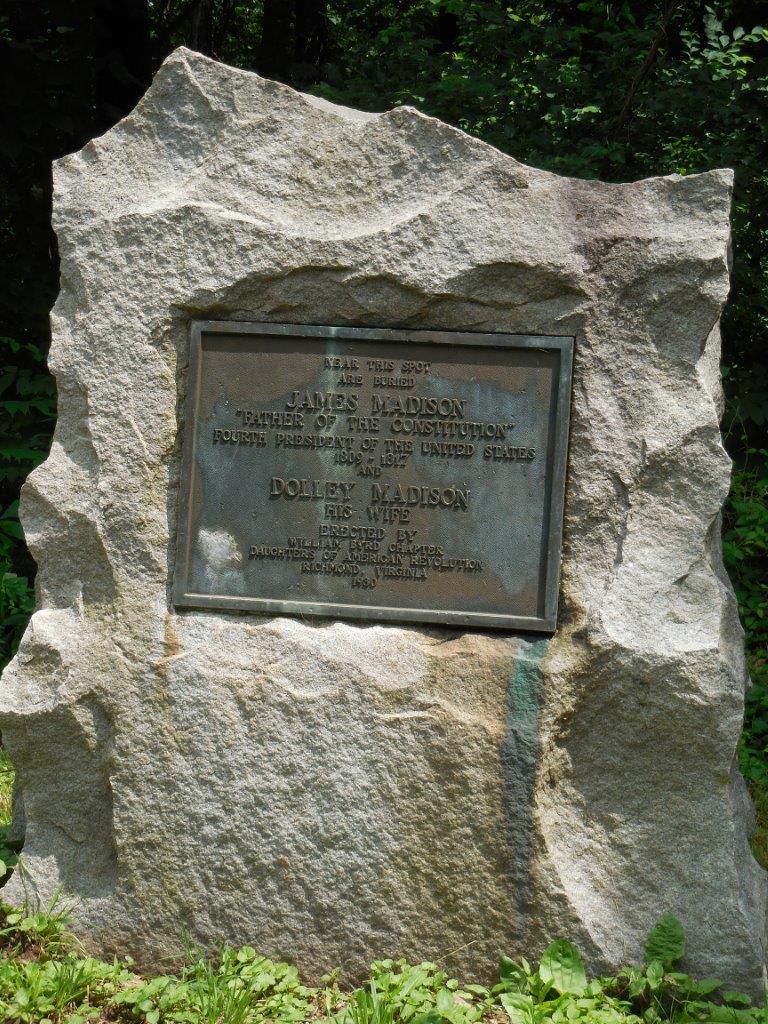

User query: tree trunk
[260,0,294,83]
[294,0,327,86]
[190,0,215,57]
[94,0,153,123]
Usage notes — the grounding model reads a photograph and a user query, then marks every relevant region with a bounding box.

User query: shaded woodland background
[1,0,767,844]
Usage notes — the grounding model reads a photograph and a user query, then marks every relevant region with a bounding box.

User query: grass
[0,904,763,1024]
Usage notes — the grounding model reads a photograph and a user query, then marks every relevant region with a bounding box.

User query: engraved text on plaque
[174,322,573,630]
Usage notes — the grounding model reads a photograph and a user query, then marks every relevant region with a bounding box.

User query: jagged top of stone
[53,46,733,243]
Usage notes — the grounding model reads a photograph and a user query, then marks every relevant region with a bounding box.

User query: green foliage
[723,453,768,654]
[494,915,768,1024]
[538,939,587,996]
[0,747,13,825]
[338,984,399,1024]
[724,446,768,863]
[0,336,55,668]
[747,783,768,870]
[0,954,131,1024]
[492,915,765,1024]
[0,337,56,489]
[332,960,492,1024]
[0,566,34,669]
[0,896,72,959]
[643,914,686,973]
[0,903,765,1024]
[110,946,317,1024]
[737,653,768,793]
[496,940,636,1023]
[0,747,18,884]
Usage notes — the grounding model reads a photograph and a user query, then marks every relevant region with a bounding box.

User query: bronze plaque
[173,322,573,631]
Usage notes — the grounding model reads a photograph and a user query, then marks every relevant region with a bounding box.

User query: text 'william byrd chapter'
[174,322,573,630]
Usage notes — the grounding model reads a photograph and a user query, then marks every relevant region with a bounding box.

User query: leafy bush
[723,448,768,863]
[724,453,768,659]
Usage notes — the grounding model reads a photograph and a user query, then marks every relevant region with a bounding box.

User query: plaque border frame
[173,321,574,632]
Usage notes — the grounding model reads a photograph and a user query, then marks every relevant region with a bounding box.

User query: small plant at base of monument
[492,913,753,1024]
[330,960,495,1024]
[110,945,319,1024]
[0,904,765,1024]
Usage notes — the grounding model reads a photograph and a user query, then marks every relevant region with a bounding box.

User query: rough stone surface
[1,47,765,992]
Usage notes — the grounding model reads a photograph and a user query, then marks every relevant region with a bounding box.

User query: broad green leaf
[722,991,752,1006]
[464,984,490,996]
[691,977,723,995]
[499,957,515,980]
[498,956,528,991]
[538,940,587,995]
[627,972,648,999]
[499,991,535,1024]
[435,988,454,1013]
[644,913,685,969]
[645,960,663,990]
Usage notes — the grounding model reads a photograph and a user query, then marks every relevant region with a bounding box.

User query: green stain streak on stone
[508,638,547,738]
